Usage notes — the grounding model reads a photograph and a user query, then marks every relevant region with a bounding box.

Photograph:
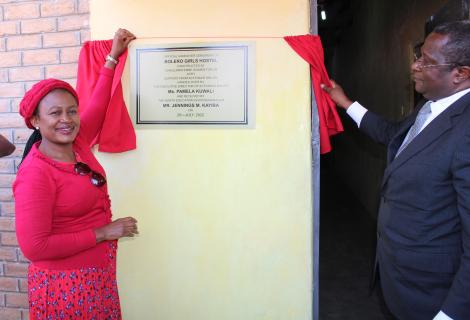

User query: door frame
[309,1,320,320]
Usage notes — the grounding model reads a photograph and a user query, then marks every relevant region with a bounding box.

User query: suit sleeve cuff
[346,101,368,128]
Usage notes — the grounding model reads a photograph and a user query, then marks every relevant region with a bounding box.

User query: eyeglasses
[74,162,107,187]
[413,53,456,71]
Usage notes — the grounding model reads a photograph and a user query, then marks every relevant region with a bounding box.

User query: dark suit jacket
[360,92,470,320]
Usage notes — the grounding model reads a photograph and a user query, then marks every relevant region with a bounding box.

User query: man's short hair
[433,20,470,67]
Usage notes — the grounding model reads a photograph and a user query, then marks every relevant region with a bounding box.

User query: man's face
[411,32,456,101]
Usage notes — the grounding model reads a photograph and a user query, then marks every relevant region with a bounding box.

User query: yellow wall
[91,1,312,319]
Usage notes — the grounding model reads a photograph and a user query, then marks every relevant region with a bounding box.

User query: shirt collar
[429,88,470,114]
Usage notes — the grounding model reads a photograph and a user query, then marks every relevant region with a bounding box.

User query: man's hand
[321,80,354,110]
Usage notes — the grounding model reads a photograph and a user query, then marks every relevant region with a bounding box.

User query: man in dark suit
[322,21,470,320]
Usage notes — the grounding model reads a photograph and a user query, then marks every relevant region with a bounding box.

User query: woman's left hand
[109,28,136,60]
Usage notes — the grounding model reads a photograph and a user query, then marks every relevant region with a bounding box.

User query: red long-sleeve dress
[14,67,122,320]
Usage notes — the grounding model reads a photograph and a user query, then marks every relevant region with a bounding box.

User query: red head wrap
[19,79,79,129]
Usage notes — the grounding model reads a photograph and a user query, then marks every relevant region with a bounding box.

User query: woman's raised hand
[109,28,136,60]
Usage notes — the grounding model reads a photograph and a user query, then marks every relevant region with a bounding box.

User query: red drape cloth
[284,35,343,154]
[76,40,136,153]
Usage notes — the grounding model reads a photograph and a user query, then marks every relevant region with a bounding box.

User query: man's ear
[454,66,470,84]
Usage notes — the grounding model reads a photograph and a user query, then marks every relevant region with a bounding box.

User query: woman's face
[31,89,80,147]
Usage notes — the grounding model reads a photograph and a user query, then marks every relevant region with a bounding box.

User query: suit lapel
[386,104,421,164]
[382,92,470,188]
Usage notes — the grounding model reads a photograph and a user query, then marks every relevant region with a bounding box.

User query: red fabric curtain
[76,40,136,153]
[284,35,343,154]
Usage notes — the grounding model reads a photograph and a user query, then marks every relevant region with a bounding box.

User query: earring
[35,127,39,130]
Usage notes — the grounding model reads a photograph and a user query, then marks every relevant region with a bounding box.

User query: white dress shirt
[347,88,470,130]
[345,88,470,320]
[434,311,453,320]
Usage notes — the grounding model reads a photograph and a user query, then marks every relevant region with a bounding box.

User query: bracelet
[105,54,118,64]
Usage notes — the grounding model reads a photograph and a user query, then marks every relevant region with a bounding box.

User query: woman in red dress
[14,28,138,320]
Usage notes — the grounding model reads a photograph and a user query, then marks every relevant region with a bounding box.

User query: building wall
[0,1,89,319]
[329,0,449,218]
[0,1,313,319]
[91,0,313,319]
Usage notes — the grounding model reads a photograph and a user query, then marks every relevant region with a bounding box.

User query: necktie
[395,101,432,157]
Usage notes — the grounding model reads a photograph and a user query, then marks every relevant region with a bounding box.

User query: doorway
[315,0,469,319]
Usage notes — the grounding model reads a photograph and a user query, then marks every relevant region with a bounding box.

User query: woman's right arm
[14,167,97,261]
[14,167,139,261]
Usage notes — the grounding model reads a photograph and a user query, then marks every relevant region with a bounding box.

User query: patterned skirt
[28,242,121,320]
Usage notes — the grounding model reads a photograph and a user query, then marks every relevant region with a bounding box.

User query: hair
[20,128,41,165]
[19,88,78,165]
[433,20,470,67]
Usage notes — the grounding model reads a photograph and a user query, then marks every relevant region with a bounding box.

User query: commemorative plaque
[131,42,255,127]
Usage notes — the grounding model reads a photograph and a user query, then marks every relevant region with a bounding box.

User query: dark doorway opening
[317,1,387,318]
[317,4,383,318]
[316,0,469,319]
[319,154,385,319]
